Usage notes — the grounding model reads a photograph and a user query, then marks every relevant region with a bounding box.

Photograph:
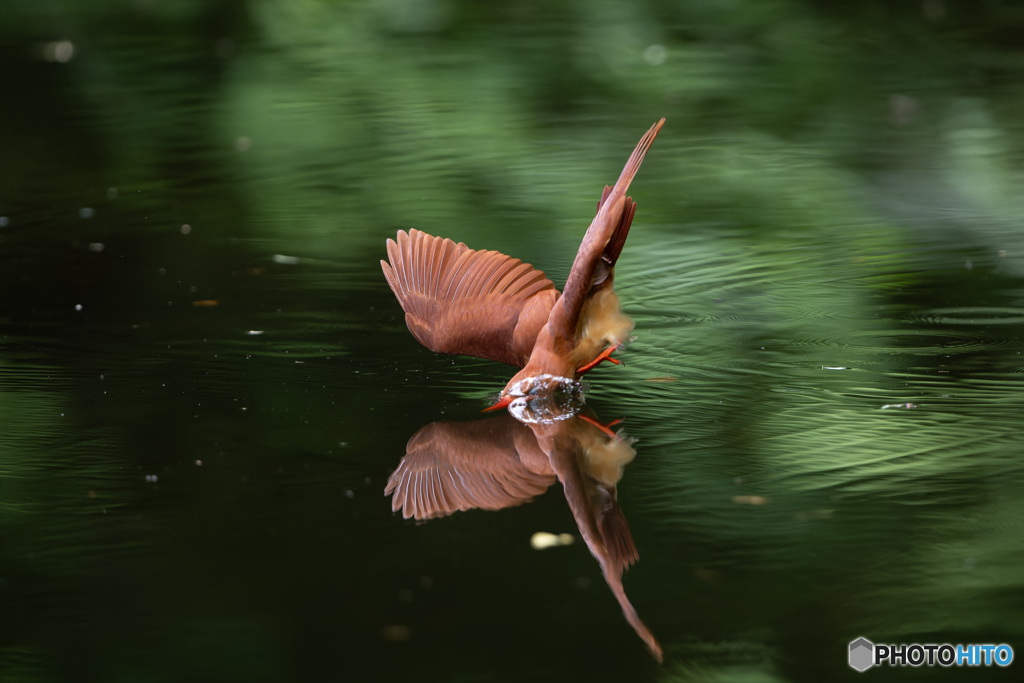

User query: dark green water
[2,1,1024,681]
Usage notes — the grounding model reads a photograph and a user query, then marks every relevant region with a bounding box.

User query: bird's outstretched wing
[381,229,559,367]
[549,118,664,344]
[385,416,556,521]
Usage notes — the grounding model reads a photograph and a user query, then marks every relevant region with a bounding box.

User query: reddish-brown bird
[382,119,665,409]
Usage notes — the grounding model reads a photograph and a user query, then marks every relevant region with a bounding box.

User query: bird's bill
[482,396,513,412]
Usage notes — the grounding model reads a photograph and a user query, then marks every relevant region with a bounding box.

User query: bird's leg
[577,341,623,375]
[578,414,624,439]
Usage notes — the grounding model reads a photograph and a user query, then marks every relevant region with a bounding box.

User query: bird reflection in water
[385,396,663,662]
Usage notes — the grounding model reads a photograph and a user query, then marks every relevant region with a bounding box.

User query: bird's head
[484,374,585,424]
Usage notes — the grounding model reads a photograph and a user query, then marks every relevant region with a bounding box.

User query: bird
[381,119,665,411]
[385,410,663,662]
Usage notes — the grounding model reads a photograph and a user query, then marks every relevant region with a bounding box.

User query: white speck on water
[75,304,82,311]
[145,474,158,483]
[881,403,918,410]
[345,490,354,498]
[339,442,347,447]
[822,366,848,370]
[643,44,666,66]
[195,460,202,466]
[79,207,94,219]
[247,330,264,335]
[43,40,74,62]
[181,224,191,235]
[0,217,9,227]
[88,242,104,252]
[272,254,300,265]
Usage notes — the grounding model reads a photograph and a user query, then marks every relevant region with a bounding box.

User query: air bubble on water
[643,44,666,66]
[43,41,74,62]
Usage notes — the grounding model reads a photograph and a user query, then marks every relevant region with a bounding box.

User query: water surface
[2,2,1023,681]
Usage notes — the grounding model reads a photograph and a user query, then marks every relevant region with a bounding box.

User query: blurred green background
[1,0,1023,681]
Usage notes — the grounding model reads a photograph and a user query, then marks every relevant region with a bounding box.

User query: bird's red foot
[577,342,623,375]
[579,414,624,439]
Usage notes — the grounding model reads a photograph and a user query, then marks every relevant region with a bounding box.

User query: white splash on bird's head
[505,374,585,424]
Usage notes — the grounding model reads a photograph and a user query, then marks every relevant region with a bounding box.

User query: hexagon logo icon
[849,637,874,672]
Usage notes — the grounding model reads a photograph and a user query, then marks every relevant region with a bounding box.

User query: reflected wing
[381,229,558,367]
[385,416,556,521]
[540,417,663,662]
[596,490,639,577]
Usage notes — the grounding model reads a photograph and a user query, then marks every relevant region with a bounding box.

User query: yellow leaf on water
[530,532,574,550]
